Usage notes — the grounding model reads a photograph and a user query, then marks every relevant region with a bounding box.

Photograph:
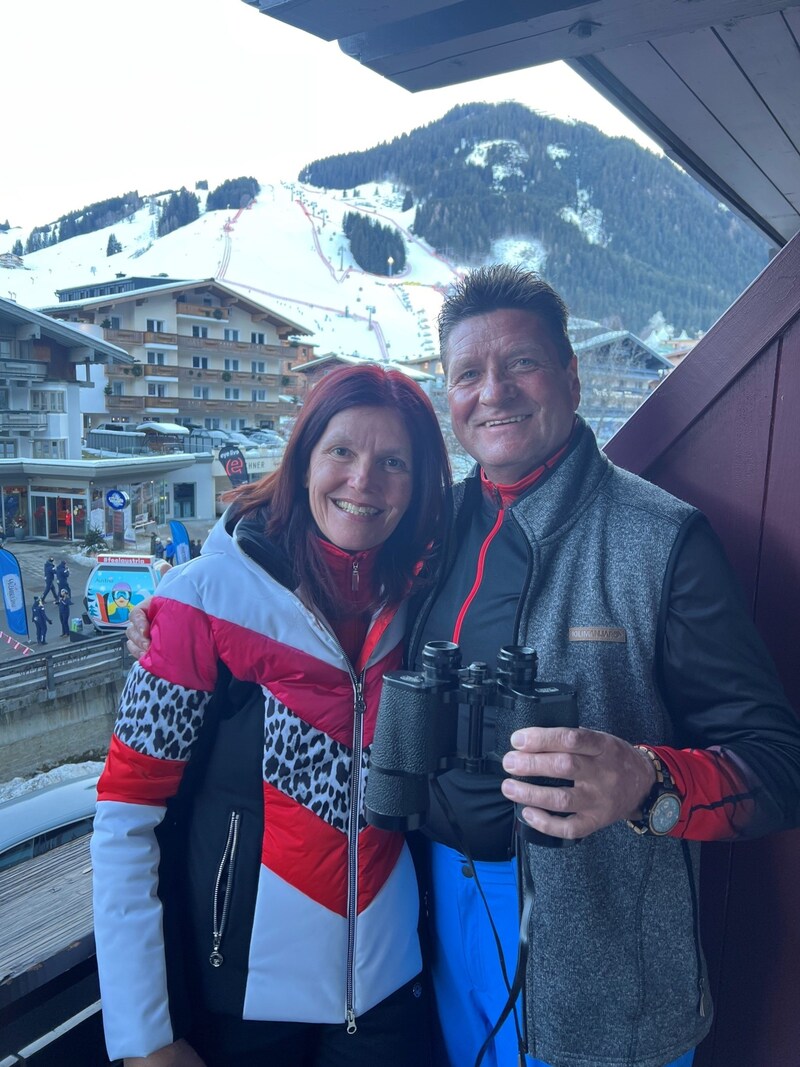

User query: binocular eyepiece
[365,641,578,846]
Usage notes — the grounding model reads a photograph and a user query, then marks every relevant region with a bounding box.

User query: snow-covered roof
[293,353,434,381]
[136,421,190,435]
[0,295,132,363]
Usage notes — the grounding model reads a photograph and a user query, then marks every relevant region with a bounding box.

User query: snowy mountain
[0,180,457,368]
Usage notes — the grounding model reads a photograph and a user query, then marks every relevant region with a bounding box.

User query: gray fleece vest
[457,425,712,1067]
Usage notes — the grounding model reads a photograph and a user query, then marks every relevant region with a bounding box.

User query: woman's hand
[124,1038,206,1067]
[126,597,153,659]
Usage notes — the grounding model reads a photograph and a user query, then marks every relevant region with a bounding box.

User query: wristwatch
[627,746,682,836]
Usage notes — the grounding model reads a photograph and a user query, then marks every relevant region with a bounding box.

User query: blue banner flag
[169,520,192,565]
[0,547,30,637]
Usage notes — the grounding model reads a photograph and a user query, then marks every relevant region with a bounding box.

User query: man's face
[445,309,580,484]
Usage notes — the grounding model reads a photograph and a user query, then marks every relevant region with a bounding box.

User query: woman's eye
[330,446,351,458]
[383,457,408,471]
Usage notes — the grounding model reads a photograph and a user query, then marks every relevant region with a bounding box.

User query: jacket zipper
[345,672,366,1034]
[681,840,707,1017]
[209,809,241,967]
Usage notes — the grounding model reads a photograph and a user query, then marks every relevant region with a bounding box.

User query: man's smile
[482,414,530,428]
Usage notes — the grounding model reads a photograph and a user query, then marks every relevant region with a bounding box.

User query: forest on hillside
[300,102,769,334]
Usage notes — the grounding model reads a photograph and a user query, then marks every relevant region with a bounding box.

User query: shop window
[173,482,196,518]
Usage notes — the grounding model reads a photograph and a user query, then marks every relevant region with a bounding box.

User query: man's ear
[568,356,581,410]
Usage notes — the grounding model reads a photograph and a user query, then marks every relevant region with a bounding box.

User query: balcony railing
[103,329,179,346]
[0,410,48,429]
[176,301,230,321]
[0,359,49,381]
[106,364,280,388]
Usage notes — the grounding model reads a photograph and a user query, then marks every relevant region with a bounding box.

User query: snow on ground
[0,760,104,802]
[1,176,463,364]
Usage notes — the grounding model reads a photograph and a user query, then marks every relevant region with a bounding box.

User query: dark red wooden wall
[604,232,800,1066]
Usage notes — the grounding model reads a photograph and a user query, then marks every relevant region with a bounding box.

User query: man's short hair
[438,264,574,369]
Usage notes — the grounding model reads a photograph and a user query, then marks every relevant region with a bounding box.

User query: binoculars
[365,641,578,847]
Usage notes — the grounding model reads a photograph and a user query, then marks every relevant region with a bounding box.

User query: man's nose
[480,367,516,404]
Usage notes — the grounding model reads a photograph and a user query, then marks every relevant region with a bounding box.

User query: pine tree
[106,233,123,256]
[11,239,23,256]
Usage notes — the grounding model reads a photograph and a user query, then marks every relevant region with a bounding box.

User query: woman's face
[305,405,414,552]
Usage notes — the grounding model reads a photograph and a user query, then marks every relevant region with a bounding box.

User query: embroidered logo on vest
[568,626,627,643]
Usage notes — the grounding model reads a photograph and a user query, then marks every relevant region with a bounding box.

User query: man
[31,595,51,645]
[56,558,71,596]
[42,556,57,603]
[404,265,800,1067]
[128,266,800,1067]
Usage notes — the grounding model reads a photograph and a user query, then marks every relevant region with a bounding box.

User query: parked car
[0,774,98,872]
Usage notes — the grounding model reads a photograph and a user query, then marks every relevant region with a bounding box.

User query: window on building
[230,418,247,431]
[223,358,240,371]
[193,386,210,400]
[0,339,13,359]
[0,439,16,458]
[146,319,165,333]
[251,360,266,374]
[32,439,66,459]
[112,381,124,396]
[251,389,267,402]
[147,383,166,397]
[192,326,208,339]
[224,388,240,400]
[204,417,220,430]
[146,351,166,365]
[173,482,196,519]
[110,316,121,330]
[0,389,9,409]
[251,332,265,345]
[192,355,208,369]
[31,391,66,412]
[224,329,239,342]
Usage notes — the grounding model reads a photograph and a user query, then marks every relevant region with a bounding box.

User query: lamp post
[339,247,344,271]
[387,256,394,277]
[366,305,376,329]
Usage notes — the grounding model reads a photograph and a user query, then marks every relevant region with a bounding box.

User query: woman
[91,365,451,1067]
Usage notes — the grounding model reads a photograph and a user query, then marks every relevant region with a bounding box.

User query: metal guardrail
[0,633,130,707]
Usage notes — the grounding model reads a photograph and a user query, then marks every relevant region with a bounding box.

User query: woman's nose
[348,459,373,491]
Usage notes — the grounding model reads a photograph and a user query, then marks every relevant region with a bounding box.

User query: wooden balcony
[0,410,48,430]
[176,301,230,321]
[104,329,179,347]
[106,363,280,388]
[177,338,288,360]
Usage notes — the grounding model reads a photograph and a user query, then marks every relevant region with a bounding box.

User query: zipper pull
[346,1008,358,1035]
[354,680,365,716]
[351,559,359,592]
[210,936,223,968]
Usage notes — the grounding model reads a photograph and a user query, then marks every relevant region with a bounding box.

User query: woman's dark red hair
[227,363,451,611]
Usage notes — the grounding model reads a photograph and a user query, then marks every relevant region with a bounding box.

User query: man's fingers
[509,725,599,755]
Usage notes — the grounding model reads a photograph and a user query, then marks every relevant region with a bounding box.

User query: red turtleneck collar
[317,539,381,662]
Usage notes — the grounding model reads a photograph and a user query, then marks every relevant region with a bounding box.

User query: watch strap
[627,745,680,836]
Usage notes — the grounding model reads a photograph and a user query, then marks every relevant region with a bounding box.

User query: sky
[3,0,659,230]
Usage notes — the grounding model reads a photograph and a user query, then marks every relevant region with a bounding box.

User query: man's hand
[501,727,656,840]
[124,1038,206,1067]
[126,597,153,660]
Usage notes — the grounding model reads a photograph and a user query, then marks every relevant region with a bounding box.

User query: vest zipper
[345,673,366,1034]
[209,809,241,967]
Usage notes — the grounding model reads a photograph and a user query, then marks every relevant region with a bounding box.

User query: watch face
[650,793,681,835]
